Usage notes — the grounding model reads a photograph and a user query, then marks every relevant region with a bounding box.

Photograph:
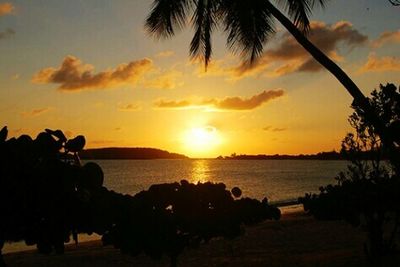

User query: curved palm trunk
[266,1,399,170]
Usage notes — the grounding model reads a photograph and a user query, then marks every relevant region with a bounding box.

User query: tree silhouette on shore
[300,83,400,262]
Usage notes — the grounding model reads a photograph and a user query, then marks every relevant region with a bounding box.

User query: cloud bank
[359,53,400,73]
[33,56,184,91]
[33,56,154,91]
[372,30,400,48]
[155,89,284,111]
[199,21,367,79]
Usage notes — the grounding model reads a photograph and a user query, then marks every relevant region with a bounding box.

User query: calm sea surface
[94,159,350,203]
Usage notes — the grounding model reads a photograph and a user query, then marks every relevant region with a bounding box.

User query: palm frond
[190,0,219,68]
[145,0,191,39]
[275,0,329,33]
[221,0,276,64]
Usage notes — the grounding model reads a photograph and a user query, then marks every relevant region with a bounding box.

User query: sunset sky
[0,0,399,158]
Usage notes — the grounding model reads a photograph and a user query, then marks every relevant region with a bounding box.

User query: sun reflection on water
[190,160,212,183]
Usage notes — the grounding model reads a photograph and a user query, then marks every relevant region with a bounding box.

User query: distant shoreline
[79,148,379,161]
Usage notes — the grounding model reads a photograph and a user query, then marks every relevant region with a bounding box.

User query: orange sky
[0,1,399,157]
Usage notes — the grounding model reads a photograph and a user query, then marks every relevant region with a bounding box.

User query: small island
[79,147,188,160]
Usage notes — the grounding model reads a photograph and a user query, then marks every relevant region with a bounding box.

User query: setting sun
[182,126,222,156]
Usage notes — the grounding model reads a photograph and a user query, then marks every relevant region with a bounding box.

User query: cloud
[155,89,285,111]
[143,69,184,89]
[203,90,284,110]
[239,21,367,77]
[263,126,287,132]
[32,55,153,91]
[359,53,400,73]
[155,50,175,58]
[0,28,15,40]
[372,30,400,48]
[0,2,14,16]
[20,107,51,117]
[200,21,367,79]
[154,99,192,109]
[117,103,141,111]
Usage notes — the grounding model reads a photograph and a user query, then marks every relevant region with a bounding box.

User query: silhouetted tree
[300,83,400,262]
[145,0,399,170]
[0,127,280,267]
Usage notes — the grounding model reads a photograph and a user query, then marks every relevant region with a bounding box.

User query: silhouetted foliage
[299,83,400,262]
[0,127,280,267]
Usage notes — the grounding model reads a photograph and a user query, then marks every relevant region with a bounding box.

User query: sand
[3,209,399,267]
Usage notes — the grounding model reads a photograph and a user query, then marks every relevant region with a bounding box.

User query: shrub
[299,83,400,261]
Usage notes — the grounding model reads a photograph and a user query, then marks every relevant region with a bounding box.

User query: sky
[0,0,399,158]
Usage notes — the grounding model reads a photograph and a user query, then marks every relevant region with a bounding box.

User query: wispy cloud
[0,28,15,40]
[359,53,400,73]
[372,30,400,48]
[117,103,141,111]
[263,126,287,132]
[143,69,184,89]
[154,89,285,111]
[154,99,192,109]
[20,107,51,117]
[155,50,175,58]
[32,55,154,91]
[0,2,14,16]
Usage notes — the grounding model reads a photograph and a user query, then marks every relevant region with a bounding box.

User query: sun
[182,126,221,156]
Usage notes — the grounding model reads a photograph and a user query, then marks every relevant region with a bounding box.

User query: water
[96,159,350,203]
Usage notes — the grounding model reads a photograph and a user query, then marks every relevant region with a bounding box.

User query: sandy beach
[5,208,399,267]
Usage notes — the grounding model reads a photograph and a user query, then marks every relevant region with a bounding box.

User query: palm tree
[389,0,400,6]
[145,0,398,169]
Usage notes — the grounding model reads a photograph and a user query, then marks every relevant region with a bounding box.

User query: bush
[299,83,400,261]
[0,127,280,267]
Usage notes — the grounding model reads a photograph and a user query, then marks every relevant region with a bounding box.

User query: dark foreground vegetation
[0,127,280,267]
[300,83,400,263]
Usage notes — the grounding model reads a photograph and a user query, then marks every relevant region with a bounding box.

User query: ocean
[97,159,350,203]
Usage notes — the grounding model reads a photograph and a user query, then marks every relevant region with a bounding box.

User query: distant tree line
[217,150,393,161]
[80,147,188,160]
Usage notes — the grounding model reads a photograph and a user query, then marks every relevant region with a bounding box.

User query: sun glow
[182,126,221,156]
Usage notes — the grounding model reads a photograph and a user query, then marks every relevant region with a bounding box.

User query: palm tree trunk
[266,1,399,170]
